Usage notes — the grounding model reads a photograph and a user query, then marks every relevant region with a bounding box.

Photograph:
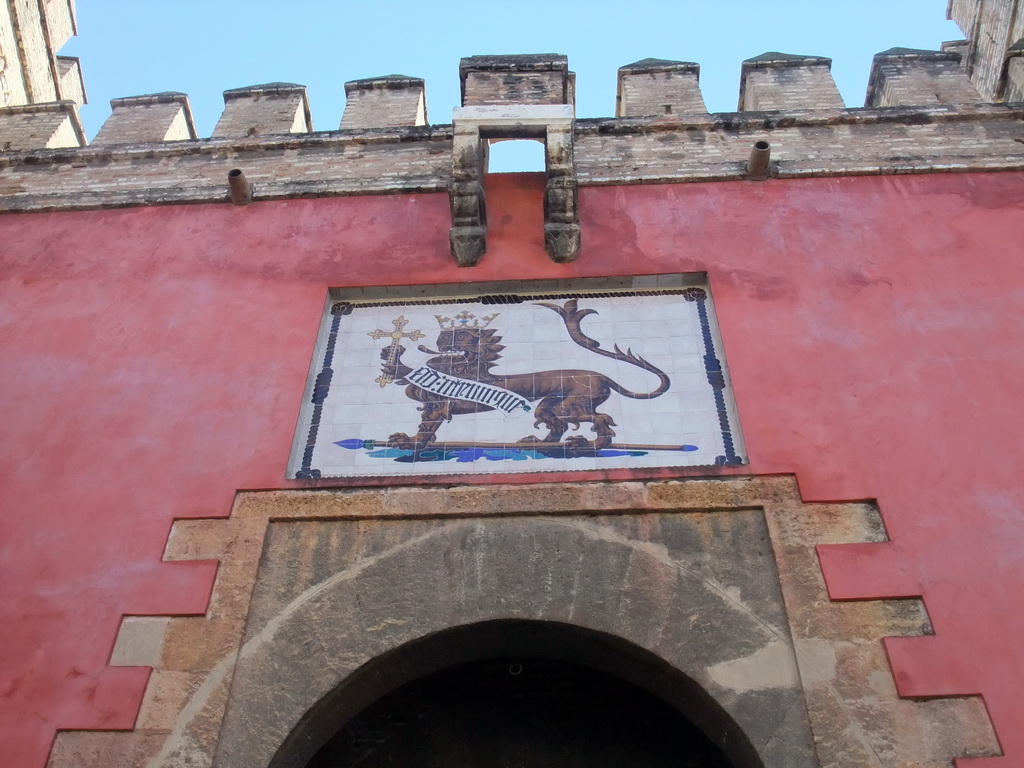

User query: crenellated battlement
[91,92,195,146]
[2,0,1024,219]
[738,53,844,111]
[0,43,998,154]
[616,59,706,117]
[2,0,1022,210]
[213,82,311,138]
[341,75,427,129]
[865,47,983,107]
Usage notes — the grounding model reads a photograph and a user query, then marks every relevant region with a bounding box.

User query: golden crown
[435,310,500,329]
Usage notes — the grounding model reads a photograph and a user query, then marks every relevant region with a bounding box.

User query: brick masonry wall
[463,70,566,105]
[949,0,980,37]
[742,65,844,110]
[42,0,74,52]
[975,0,1020,98]
[0,102,79,149]
[950,0,1024,100]
[873,58,984,106]
[0,126,452,209]
[56,57,83,107]
[0,2,29,105]
[9,0,56,103]
[212,89,309,138]
[574,108,1024,182]
[341,86,425,129]
[2,105,1022,212]
[619,71,706,116]
[93,99,192,145]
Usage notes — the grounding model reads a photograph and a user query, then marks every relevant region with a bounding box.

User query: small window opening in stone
[664,104,672,114]
[487,138,545,173]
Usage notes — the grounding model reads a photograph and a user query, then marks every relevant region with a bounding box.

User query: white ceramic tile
[291,283,746,477]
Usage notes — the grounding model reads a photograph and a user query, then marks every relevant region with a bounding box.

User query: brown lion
[380,299,670,452]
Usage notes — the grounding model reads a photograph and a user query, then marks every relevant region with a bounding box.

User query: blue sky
[63,1,961,165]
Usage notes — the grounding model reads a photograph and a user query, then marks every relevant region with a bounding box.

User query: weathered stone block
[341,75,426,129]
[212,82,311,139]
[617,58,706,116]
[92,92,195,145]
[0,100,83,149]
[55,56,85,107]
[214,511,817,768]
[460,54,572,106]
[739,52,844,111]
[865,48,984,107]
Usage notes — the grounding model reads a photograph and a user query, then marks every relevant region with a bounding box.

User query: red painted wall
[1,172,1022,767]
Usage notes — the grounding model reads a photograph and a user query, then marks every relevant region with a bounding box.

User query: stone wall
[616,59,706,117]
[340,76,426,129]
[461,54,572,106]
[3,44,1023,213]
[738,54,844,111]
[0,99,82,150]
[0,0,79,107]
[212,83,311,139]
[46,477,998,768]
[91,93,195,146]
[866,49,983,107]
[1,104,1021,212]
[948,0,1024,100]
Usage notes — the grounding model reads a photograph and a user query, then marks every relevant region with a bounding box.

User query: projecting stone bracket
[449,104,580,266]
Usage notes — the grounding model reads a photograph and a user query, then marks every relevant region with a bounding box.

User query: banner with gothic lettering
[290,283,745,478]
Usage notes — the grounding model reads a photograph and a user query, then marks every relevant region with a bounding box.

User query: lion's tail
[536,299,671,399]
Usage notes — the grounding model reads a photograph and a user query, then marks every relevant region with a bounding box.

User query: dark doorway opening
[304,657,734,768]
[271,621,759,768]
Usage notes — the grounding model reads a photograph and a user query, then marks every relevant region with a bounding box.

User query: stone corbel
[448,105,580,266]
[542,124,580,263]
[449,122,488,267]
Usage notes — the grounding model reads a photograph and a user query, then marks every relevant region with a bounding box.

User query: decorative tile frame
[289,275,745,478]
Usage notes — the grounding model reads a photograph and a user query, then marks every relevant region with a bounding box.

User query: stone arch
[269,618,760,768]
[48,479,998,768]
[212,514,817,768]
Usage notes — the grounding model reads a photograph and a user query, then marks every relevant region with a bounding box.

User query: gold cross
[369,316,425,387]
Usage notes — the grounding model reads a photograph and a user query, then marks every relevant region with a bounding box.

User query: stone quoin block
[616,58,706,117]
[56,56,86,108]
[460,53,574,106]
[739,52,845,111]
[865,48,984,107]
[212,82,311,139]
[92,92,196,146]
[0,100,83,150]
[340,75,427,129]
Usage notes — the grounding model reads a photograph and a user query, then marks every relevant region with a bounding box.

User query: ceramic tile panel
[290,278,745,478]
